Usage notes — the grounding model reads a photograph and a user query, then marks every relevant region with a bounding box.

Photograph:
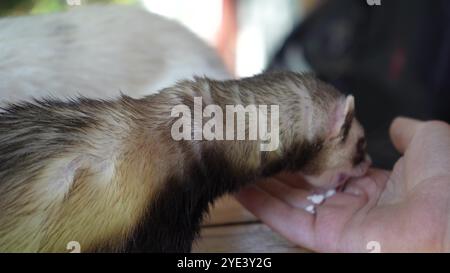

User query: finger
[320,169,388,210]
[236,185,315,247]
[337,169,390,214]
[257,178,313,209]
[389,117,423,154]
[345,168,390,198]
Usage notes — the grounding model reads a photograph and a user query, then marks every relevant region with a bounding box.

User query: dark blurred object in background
[269,0,450,169]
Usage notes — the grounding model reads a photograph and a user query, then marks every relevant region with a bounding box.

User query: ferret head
[301,95,371,189]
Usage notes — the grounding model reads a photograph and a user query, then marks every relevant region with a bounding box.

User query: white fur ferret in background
[0,4,230,103]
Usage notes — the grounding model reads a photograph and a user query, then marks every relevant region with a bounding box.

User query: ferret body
[0,72,369,252]
[0,5,229,104]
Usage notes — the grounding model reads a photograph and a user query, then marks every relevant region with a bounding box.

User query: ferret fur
[0,72,368,252]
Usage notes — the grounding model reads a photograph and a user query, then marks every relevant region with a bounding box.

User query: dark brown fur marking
[125,139,323,252]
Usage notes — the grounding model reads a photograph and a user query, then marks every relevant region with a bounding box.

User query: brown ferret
[0,72,370,252]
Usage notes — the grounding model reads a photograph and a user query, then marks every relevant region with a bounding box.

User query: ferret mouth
[302,155,372,190]
[333,156,372,189]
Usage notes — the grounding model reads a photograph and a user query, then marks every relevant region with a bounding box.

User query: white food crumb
[325,189,336,198]
[307,194,325,205]
[305,205,315,214]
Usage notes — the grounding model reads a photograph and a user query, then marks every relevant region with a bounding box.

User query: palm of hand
[237,119,450,252]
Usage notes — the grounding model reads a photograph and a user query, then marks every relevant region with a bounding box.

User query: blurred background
[1,0,449,168]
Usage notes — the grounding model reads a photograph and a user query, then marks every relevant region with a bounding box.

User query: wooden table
[193,195,310,253]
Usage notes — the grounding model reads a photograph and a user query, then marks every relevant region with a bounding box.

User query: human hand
[236,117,450,252]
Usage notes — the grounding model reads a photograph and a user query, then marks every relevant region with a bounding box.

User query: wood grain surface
[194,195,310,253]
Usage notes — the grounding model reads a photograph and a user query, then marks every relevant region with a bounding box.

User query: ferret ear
[329,95,355,139]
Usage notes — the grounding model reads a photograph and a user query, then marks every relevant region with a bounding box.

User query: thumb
[389,117,423,154]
